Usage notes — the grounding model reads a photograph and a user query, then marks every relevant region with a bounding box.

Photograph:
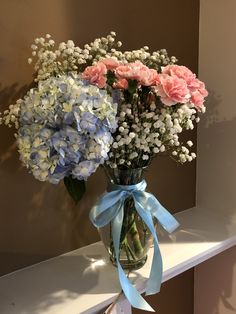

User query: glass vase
[99,166,156,270]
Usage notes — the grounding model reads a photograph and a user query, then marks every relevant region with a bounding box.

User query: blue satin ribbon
[89,180,179,312]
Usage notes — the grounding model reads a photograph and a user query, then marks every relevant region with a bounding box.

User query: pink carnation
[100,58,120,70]
[193,79,208,97]
[113,78,128,89]
[82,62,107,88]
[162,65,196,85]
[115,61,159,86]
[155,74,190,106]
[190,91,205,109]
[115,62,139,80]
[139,68,159,86]
[190,79,208,109]
[162,65,208,109]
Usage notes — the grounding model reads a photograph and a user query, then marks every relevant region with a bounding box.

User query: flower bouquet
[0,32,207,311]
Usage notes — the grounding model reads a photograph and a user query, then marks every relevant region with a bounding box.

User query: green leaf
[128,79,138,94]
[141,85,150,96]
[106,70,116,86]
[64,176,86,204]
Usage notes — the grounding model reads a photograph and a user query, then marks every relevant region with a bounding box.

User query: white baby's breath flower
[125,137,131,145]
[153,120,163,128]
[179,154,187,163]
[129,132,135,139]
[160,145,165,152]
[31,44,38,50]
[160,127,166,134]
[129,152,138,159]
[155,139,161,147]
[150,103,156,111]
[142,154,149,160]
[49,39,55,46]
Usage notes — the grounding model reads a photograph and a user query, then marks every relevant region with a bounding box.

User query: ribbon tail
[152,200,179,233]
[112,208,155,312]
[134,200,163,296]
[89,191,126,228]
[137,192,180,233]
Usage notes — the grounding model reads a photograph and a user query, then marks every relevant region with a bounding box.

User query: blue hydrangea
[17,72,118,183]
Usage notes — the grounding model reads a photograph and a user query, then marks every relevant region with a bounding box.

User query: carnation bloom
[162,65,196,85]
[100,58,120,70]
[115,61,158,86]
[113,78,128,89]
[115,63,138,80]
[82,62,107,88]
[192,79,208,97]
[190,91,205,109]
[162,65,208,109]
[155,74,190,106]
[138,68,159,86]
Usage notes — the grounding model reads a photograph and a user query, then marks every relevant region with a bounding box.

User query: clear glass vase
[99,166,155,270]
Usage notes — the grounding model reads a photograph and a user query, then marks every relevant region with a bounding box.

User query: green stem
[129,220,144,257]
[123,200,145,258]
[125,239,136,260]
[123,238,132,263]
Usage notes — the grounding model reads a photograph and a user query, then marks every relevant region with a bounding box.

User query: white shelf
[0,207,236,314]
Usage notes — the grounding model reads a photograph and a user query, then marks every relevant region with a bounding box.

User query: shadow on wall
[202,89,222,128]
[197,88,236,215]
[0,83,30,171]
[0,140,103,270]
[194,76,236,312]
[0,83,104,274]
[0,83,30,107]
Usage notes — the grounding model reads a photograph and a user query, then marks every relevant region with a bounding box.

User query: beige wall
[195,247,236,314]
[197,0,236,214]
[133,270,194,314]
[195,0,236,313]
[0,0,199,312]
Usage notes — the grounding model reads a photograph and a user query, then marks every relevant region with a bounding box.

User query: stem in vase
[129,220,144,257]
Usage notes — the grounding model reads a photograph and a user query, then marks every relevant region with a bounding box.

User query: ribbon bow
[90,180,179,312]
